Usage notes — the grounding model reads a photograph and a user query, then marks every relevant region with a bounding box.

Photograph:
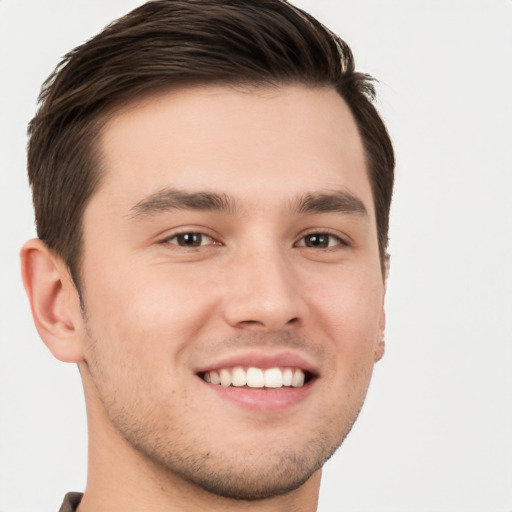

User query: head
[22,0,394,504]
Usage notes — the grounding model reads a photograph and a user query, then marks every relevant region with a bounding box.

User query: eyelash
[162,230,348,249]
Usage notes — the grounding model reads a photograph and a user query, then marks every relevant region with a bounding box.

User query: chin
[134,425,345,501]
[166,451,327,501]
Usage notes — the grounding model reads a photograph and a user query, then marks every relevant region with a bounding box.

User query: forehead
[93,84,373,216]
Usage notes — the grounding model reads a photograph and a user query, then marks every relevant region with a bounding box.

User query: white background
[1,1,511,511]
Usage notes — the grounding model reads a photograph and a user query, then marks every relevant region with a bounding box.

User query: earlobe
[20,238,85,363]
[374,331,385,362]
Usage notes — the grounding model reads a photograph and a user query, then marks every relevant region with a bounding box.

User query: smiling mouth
[199,367,314,389]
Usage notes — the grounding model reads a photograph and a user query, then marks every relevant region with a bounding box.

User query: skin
[21,84,386,512]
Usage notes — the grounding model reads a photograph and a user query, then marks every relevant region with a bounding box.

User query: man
[20,1,394,510]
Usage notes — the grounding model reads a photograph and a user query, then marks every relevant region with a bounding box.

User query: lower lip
[200,379,315,412]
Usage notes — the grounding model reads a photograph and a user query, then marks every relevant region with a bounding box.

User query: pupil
[306,234,327,248]
[179,233,201,246]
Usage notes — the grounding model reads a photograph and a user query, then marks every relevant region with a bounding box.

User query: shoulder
[58,492,83,512]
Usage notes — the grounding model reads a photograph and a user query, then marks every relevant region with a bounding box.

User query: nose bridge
[222,239,306,332]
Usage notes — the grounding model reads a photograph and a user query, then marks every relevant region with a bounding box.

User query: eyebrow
[127,187,368,221]
[293,191,368,217]
[127,188,239,220]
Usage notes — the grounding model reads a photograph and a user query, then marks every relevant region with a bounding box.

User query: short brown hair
[28,0,394,287]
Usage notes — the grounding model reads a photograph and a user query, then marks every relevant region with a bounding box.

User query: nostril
[236,317,300,331]
[238,319,265,328]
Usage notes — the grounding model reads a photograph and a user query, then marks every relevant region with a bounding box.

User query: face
[78,85,385,499]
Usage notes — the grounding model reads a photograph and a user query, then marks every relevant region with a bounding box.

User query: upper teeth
[202,367,306,388]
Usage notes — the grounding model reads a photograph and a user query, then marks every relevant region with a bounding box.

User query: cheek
[313,276,382,415]
[312,267,383,325]
[80,259,221,369]
[307,267,384,361]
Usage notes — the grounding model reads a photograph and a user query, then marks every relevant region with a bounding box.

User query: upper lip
[193,350,320,377]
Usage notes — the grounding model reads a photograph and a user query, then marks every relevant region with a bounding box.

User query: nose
[222,246,307,333]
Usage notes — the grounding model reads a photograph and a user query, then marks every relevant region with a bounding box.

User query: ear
[20,238,85,363]
[374,254,389,362]
[374,310,385,362]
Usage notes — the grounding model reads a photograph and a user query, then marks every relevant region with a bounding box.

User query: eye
[296,233,345,249]
[165,232,216,247]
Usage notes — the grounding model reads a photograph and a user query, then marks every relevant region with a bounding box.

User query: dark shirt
[58,493,83,512]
